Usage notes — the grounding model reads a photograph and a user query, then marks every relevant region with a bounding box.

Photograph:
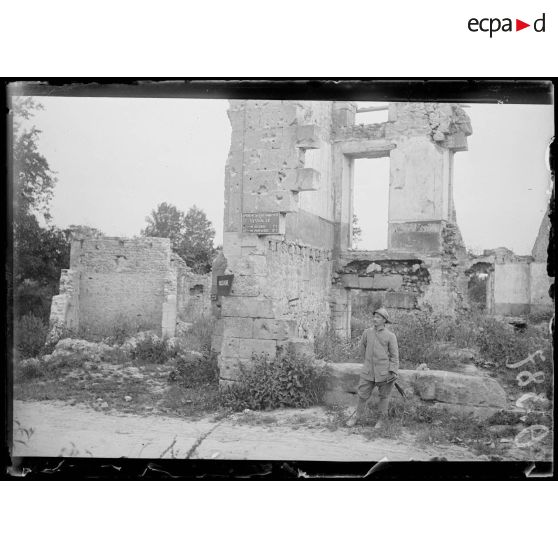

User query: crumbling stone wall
[469,227,553,316]
[215,100,475,375]
[71,237,174,336]
[172,251,212,321]
[217,100,337,382]
[266,240,332,339]
[177,270,212,321]
[48,269,80,341]
[336,254,430,312]
[493,261,532,315]
[332,102,471,254]
[49,237,186,339]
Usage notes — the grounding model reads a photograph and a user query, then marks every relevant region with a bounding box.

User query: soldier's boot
[346,398,368,427]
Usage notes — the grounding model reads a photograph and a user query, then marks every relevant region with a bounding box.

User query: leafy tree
[12,97,57,221]
[141,203,216,273]
[11,97,69,320]
[179,206,216,273]
[141,202,185,247]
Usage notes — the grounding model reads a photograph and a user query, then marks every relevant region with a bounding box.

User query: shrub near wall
[221,347,327,411]
[14,314,48,358]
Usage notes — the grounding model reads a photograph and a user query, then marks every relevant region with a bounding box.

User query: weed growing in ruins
[475,316,549,367]
[44,352,90,374]
[220,347,327,411]
[347,305,552,375]
[177,313,216,354]
[101,346,130,364]
[106,314,154,345]
[14,313,49,358]
[314,327,360,362]
[168,352,219,388]
[16,357,44,381]
[131,336,179,364]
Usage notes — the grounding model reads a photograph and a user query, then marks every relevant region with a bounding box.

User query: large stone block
[229,254,267,276]
[296,125,321,149]
[294,168,320,192]
[324,363,507,418]
[260,105,297,128]
[211,334,223,353]
[220,337,277,359]
[278,338,314,358]
[413,370,507,409]
[243,127,284,150]
[242,191,298,213]
[223,232,244,256]
[230,275,261,297]
[221,317,254,338]
[340,274,359,288]
[358,275,403,291]
[254,318,297,340]
[258,149,298,171]
[245,170,282,194]
[220,297,275,318]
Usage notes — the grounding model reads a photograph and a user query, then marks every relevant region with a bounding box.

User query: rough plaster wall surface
[494,262,531,306]
[178,273,212,320]
[74,238,172,335]
[266,241,332,339]
[389,137,444,222]
[284,211,335,247]
[79,272,165,334]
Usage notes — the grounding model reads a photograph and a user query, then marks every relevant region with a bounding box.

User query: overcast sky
[24,97,553,255]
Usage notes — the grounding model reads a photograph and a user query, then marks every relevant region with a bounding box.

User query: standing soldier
[346,307,399,429]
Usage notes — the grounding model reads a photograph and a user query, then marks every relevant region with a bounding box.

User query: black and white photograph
[6,81,555,472]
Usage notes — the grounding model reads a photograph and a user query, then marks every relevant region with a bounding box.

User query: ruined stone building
[468,209,552,315]
[48,100,552,382]
[49,237,211,339]
[210,100,553,382]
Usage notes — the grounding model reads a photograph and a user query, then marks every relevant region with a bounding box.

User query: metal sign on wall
[242,212,280,234]
[216,274,234,296]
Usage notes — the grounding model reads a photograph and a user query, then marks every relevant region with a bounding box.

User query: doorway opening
[466,262,492,310]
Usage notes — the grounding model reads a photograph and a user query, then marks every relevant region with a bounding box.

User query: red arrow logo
[516,19,530,31]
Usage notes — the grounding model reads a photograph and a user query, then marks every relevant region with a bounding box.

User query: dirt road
[12,400,479,461]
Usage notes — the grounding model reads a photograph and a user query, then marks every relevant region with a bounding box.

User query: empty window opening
[355,102,389,125]
[352,157,390,250]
